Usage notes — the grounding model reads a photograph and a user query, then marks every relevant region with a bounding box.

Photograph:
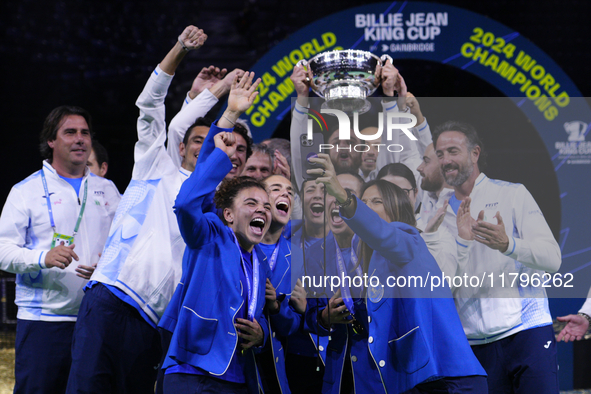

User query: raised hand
[273,150,291,180]
[377,59,399,97]
[214,132,237,158]
[188,66,228,99]
[405,92,425,125]
[178,25,207,51]
[473,210,510,252]
[209,68,245,99]
[290,65,311,98]
[307,153,347,203]
[457,197,476,240]
[425,199,449,233]
[228,72,261,114]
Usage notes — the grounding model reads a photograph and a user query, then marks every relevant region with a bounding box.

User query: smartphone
[300,133,325,180]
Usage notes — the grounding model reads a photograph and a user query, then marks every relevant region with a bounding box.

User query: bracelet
[578,312,591,326]
[222,115,236,126]
[178,36,190,52]
[336,189,353,208]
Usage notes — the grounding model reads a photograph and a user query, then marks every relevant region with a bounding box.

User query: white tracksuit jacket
[0,163,120,321]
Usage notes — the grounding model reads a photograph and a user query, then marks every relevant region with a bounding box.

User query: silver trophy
[297,50,393,114]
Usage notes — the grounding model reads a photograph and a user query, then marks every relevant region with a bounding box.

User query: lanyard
[334,236,362,315]
[268,242,281,272]
[232,232,260,321]
[41,170,88,236]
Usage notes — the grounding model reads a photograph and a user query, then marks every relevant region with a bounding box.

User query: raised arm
[174,131,236,248]
[133,25,207,179]
[167,67,245,167]
[289,64,312,191]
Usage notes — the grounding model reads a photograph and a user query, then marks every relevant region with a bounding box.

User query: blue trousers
[14,319,75,394]
[65,283,161,394]
[163,373,248,394]
[402,376,488,394]
[471,324,558,394]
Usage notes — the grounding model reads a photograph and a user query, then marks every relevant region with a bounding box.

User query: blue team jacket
[161,146,270,392]
[308,197,486,394]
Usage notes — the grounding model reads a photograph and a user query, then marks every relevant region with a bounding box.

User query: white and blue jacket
[0,162,120,321]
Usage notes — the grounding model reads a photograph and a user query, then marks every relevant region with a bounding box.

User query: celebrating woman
[306,153,486,394]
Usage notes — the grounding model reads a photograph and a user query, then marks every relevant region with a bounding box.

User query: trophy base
[324,84,371,114]
[322,98,371,115]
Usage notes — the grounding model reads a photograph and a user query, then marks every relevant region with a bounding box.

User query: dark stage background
[1,0,591,389]
[1,0,590,200]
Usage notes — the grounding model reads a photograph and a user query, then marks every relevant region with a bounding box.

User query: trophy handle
[296,59,308,67]
[296,59,311,82]
[380,54,393,66]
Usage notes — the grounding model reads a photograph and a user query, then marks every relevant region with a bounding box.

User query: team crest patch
[367,283,384,303]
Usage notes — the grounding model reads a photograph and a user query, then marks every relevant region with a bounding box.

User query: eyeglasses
[401,188,415,196]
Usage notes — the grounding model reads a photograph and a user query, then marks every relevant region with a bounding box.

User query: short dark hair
[376,163,417,190]
[39,106,93,161]
[183,117,213,146]
[337,171,365,191]
[432,120,487,171]
[251,143,275,169]
[263,138,291,164]
[92,140,109,166]
[214,176,267,225]
[233,122,254,160]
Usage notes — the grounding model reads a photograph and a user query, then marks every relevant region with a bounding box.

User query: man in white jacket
[434,120,562,394]
[66,26,250,393]
[0,105,120,393]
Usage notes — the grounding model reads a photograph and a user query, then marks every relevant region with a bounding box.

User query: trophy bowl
[298,50,392,114]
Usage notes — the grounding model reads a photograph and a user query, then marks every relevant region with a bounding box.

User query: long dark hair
[355,179,416,273]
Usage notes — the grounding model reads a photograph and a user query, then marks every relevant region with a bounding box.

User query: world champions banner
[237,1,590,297]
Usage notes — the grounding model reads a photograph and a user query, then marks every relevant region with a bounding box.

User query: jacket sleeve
[270,296,303,337]
[290,102,308,191]
[132,66,176,180]
[342,196,420,264]
[579,286,591,316]
[167,89,219,167]
[174,144,233,249]
[502,185,561,272]
[0,187,47,273]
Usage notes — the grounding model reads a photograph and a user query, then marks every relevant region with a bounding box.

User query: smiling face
[302,180,326,230]
[224,187,272,251]
[359,127,380,175]
[180,125,209,172]
[435,131,479,187]
[361,185,391,223]
[327,174,363,237]
[226,132,248,179]
[47,114,92,172]
[328,129,362,174]
[264,175,293,227]
[242,151,273,181]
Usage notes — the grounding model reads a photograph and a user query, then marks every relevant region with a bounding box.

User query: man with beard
[434,120,562,394]
[415,143,452,227]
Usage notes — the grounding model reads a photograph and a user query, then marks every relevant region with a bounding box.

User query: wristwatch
[336,189,353,209]
[578,312,591,327]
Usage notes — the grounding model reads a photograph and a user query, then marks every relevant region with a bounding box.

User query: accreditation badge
[367,283,384,303]
[51,233,74,249]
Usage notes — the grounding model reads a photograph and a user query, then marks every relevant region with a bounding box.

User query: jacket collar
[43,160,90,180]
